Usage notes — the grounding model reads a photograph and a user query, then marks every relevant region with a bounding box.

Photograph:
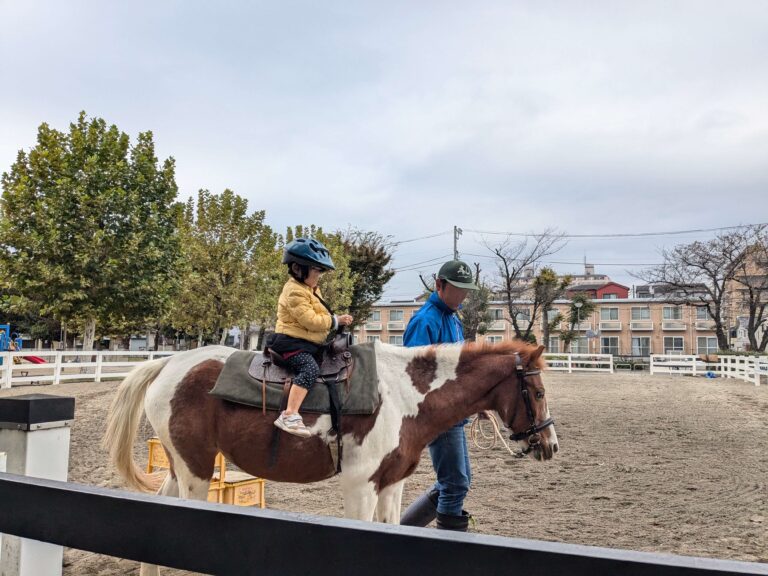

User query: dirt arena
[2,370,766,574]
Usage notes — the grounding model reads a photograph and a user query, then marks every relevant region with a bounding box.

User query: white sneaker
[273,412,312,438]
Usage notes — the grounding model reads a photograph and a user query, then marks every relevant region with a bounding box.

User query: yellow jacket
[275,277,334,344]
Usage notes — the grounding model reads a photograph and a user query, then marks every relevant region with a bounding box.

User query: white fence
[0,350,178,389]
[650,354,765,386]
[543,353,613,373]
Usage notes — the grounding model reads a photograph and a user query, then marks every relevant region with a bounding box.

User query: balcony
[662,321,687,331]
[487,320,506,331]
[364,322,382,331]
[387,322,405,331]
[561,322,592,332]
[599,321,622,331]
[630,321,654,331]
[695,320,716,331]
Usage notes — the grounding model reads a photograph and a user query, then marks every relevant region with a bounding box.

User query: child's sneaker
[273,411,312,438]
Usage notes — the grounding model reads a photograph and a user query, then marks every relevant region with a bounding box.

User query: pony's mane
[458,339,546,370]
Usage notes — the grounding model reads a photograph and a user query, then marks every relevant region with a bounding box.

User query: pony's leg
[340,470,378,521]
[375,480,405,524]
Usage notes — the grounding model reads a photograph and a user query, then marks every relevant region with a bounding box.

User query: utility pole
[453,226,463,260]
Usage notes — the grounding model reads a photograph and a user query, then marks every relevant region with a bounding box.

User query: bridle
[508,353,555,455]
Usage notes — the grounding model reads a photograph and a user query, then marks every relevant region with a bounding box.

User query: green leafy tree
[168,189,276,346]
[0,112,181,349]
[560,294,596,353]
[460,263,493,342]
[341,229,395,328]
[534,268,572,351]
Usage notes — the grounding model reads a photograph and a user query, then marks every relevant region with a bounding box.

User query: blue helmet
[282,237,336,271]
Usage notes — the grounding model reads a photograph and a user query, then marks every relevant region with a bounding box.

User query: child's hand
[338,314,354,326]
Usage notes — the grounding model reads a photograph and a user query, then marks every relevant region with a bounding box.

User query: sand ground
[1,370,766,575]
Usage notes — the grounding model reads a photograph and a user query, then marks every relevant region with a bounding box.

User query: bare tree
[486,230,566,342]
[731,225,768,351]
[638,232,751,350]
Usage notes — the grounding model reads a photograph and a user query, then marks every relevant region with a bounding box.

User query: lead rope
[468,411,524,459]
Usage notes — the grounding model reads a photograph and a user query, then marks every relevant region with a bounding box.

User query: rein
[508,352,555,456]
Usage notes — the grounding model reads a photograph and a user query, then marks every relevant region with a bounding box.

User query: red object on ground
[23,356,47,364]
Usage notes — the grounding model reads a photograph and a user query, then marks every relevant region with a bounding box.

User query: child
[271,237,353,437]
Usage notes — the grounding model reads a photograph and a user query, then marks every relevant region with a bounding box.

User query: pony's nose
[553,443,559,453]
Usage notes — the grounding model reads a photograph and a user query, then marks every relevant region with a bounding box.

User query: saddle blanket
[209,342,380,415]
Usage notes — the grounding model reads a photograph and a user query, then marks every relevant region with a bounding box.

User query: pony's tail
[103,357,170,493]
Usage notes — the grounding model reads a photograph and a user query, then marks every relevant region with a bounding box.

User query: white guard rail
[650,354,764,386]
[0,350,178,389]
[543,353,613,373]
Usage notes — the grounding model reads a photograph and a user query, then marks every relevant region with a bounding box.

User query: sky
[1,1,767,300]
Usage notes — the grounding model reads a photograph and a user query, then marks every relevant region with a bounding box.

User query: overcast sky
[2,1,767,299]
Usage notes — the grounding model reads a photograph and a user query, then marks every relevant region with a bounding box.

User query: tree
[167,189,276,345]
[559,293,596,353]
[459,263,493,342]
[638,232,750,350]
[487,230,566,341]
[730,226,768,351]
[534,267,572,350]
[341,229,395,328]
[0,112,181,349]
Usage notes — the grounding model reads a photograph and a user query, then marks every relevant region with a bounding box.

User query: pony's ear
[530,345,545,363]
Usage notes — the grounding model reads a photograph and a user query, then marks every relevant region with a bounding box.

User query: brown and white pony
[104,340,557,575]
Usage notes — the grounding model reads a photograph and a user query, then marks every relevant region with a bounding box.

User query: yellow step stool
[146,438,266,508]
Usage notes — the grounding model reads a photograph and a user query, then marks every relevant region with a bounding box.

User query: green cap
[437,260,479,290]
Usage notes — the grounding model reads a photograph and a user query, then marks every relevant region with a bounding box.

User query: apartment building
[353,296,720,357]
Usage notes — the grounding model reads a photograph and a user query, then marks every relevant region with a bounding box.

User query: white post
[53,353,62,385]
[567,354,572,374]
[0,450,5,563]
[0,394,74,576]
[95,352,103,383]
[1,354,10,389]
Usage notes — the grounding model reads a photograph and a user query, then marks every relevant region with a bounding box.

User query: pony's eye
[536,391,545,400]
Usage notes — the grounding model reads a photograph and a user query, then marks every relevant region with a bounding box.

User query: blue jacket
[403,291,465,347]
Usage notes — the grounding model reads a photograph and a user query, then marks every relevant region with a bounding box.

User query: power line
[463,222,767,239]
[391,230,452,245]
[393,254,453,272]
[462,252,663,266]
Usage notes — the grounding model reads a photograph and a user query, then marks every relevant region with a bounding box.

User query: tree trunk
[82,317,97,351]
[219,327,228,346]
[714,324,729,351]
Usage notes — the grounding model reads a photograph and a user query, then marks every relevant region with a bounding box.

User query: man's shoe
[436,511,471,532]
[400,488,439,527]
[273,411,312,438]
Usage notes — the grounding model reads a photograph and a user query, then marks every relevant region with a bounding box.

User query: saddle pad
[209,342,379,415]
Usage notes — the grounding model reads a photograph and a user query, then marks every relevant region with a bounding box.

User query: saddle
[253,333,354,392]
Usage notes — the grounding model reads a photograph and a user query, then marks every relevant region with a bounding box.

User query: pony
[104,339,558,576]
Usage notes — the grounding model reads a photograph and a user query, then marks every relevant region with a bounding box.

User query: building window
[548,336,560,353]
[663,306,683,320]
[389,335,403,346]
[631,307,651,320]
[514,308,531,323]
[366,335,380,343]
[600,307,619,321]
[696,307,709,321]
[368,310,381,322]
[486,335,503,344]
[546,309,560,323]
[697,336,718,354]
[571,336,588,354]
[602,293,618,299]
[601,336,619,355]
[631,337,650,357]
[489,308,504,320]
[389,310,404,321]
[663,336,684,354]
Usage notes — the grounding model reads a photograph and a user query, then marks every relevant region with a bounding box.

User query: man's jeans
[428,421,471,516]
